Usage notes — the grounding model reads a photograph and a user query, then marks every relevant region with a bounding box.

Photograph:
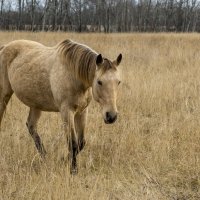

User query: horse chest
[73,90,92,113]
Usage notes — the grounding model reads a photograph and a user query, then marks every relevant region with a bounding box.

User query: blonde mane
[57,39,98,85]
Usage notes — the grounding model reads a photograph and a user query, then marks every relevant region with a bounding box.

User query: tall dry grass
[0,32,200,199]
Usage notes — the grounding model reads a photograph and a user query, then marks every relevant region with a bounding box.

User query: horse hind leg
[0,71,13,126]
[0,87,13,126]
[0,50,13,126]
[26,108,46,158]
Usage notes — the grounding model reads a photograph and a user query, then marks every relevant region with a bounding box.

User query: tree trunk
[0,0,4,16]
[106,4,110,33]
[18,0,22,30]
[176,0,183,31]
[31,0,36,31]
[78,0,82,32]
[124,0,128,32]
[42,0,49,31]
[145,0,152,31]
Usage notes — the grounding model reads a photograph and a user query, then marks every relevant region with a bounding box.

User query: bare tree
[0,0,4,16]
[29,0,37,31]
[1,0,200,32]
[18,0,24,29]
[42,0,49,31]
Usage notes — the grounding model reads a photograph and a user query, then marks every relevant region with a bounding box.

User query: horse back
[0,40,46,69]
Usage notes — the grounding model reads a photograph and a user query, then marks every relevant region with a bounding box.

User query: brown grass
[0,31,200,200]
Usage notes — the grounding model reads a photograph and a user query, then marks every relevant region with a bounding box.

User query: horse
[0,39,122,174]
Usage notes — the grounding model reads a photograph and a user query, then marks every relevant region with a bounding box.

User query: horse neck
[87,62,96,88]
[59,41,97,88]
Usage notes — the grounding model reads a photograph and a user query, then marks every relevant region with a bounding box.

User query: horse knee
[26,123,37,140]
[26,122,33,134]
[71,138,85,155]
[26,121,46,156]
[26,122,38,139]
[78,138,86,152]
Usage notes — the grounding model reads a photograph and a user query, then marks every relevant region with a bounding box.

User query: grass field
[0,32,200,200]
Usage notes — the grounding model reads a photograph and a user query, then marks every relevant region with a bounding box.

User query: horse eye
[118,81,121,85]
[97,80,102,86]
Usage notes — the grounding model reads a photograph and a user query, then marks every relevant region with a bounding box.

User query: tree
[0,0,4,16]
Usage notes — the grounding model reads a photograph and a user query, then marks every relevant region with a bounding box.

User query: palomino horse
[0,39,122,173]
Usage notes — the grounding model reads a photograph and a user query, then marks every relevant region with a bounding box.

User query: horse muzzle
[104,112,118,124]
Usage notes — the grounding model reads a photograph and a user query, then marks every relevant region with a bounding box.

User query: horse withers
[0,39,122,174]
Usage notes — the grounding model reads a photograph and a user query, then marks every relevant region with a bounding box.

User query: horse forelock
[57,39,98,85]
[102,58,116,71]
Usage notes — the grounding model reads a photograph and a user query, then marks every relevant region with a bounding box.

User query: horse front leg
[74,108,87,154]
[60,105,78,174]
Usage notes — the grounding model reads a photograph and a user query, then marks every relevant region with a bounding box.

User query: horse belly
[8,62,59,112]
[14,89,59,112]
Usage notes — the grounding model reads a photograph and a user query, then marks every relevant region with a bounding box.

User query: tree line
[0,0,200,32]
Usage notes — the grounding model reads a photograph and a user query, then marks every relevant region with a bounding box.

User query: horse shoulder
[49,63,72,104]
[72,87,92,113]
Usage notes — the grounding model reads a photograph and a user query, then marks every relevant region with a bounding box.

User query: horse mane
[57,39,98,85]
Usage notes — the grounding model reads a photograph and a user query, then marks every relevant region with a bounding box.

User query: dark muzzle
[104,112,117,124]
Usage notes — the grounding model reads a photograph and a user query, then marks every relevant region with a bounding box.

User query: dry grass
[0,32,200,200]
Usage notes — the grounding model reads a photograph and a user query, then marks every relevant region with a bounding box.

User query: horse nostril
[105,112,117,123]
[106,112,112,121]
[106,112,110,118]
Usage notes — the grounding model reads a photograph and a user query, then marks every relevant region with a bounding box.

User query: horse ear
[96,54,103,67]
[114,53,122,66]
